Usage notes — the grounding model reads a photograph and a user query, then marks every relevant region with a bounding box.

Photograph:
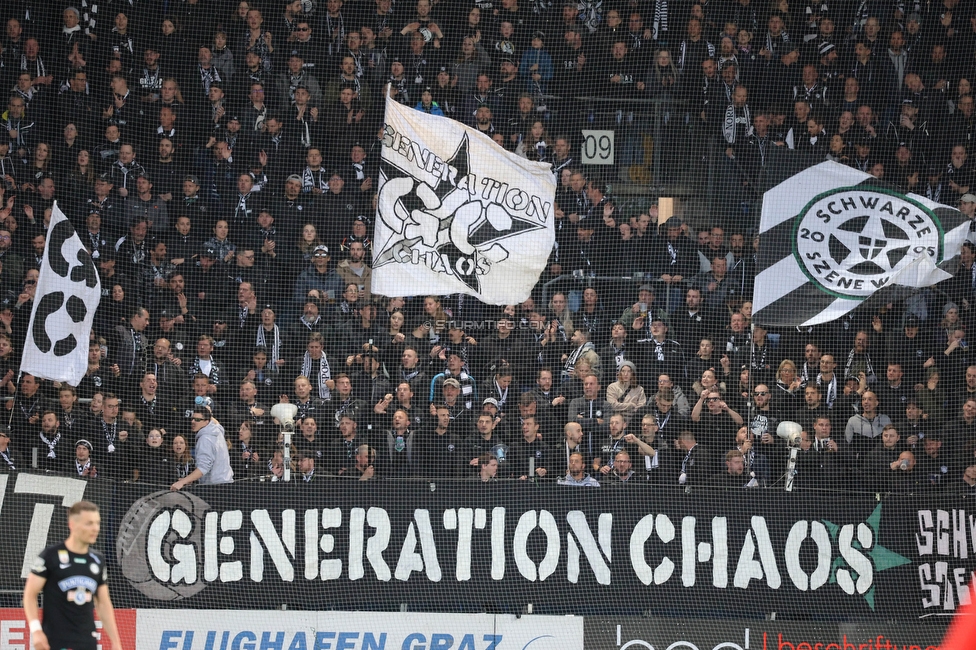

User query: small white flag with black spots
[754,161,969,327]
[21,202,101,384]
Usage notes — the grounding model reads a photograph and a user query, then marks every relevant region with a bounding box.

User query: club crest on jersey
[68,588,93,605]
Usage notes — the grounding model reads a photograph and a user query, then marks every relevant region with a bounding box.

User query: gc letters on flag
[372,97,556,304]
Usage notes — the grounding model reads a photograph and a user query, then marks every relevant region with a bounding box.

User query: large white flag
[21,202,101,384]
[372,98,556,304]
[753,161,969,327]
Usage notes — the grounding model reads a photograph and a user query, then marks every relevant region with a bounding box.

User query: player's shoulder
[30,543,66,575]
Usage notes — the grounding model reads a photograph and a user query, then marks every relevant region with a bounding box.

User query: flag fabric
[372,96,556,304]
[753,161,970,327]
[941,582,976,650]
[21,202,101,385]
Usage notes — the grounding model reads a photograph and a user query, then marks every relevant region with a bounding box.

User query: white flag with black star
[372,96,556,304]
[21,202,102,385]
[753,161,969,327]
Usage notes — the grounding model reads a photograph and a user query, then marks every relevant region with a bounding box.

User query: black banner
[1,474,975,621]
[0,474,113,596]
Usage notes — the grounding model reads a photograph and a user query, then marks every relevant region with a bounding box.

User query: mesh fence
[0,0,974,644]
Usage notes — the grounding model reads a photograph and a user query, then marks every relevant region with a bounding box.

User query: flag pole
[6,370,21,431]
[747,321,755,441]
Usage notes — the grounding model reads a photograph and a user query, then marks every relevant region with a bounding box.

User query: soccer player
[22,500,124,650]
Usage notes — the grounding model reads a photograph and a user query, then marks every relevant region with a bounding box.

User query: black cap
[97,172,113,183]
[532,30,545,40]
[200,245,218,258]
[0,425,9,437]
[904,314,920,327]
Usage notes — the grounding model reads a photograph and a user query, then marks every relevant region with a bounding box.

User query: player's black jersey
[31,543,106,650]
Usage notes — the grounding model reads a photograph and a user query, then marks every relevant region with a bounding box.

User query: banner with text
[0,475,975,620]
[136,610,582,650]
[583,616,946,650]
[372,97,555,304]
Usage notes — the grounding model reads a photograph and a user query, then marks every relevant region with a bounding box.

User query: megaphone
[776,421,802,446]
[270,403,299,431]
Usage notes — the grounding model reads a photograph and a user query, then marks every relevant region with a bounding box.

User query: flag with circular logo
[753,161,970,327]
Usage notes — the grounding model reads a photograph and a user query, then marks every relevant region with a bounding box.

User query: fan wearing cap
[519,31,553,94]
[430,65,459,117]
[72,439,96,478]
[179,175,210,222]
[883,98,931,159]
[293,244,343,306]
[172,398,234,489]
[387,55,412,105]
[415,85,445,115]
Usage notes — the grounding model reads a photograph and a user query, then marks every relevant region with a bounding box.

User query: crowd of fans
[3,0,976,491]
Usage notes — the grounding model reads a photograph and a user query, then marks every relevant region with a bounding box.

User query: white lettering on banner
[915,508,976,610]
[13,474,88,578]
[836,523,873,596]
[119,494,923,612]
[628,514,675,586]
[134,611,584,650]
[783,521,831,592]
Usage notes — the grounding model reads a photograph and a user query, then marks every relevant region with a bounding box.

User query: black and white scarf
[190,357,220,385]
[199,64,221,97]
[75,459,91,476]
[844,349,876,383]
[256,325,283,370]
[301,353,332,399]
[142,395,156,416]
[723,104,751,144]
[302,167,329,193]
[39,430,62,459]
[175,459,191,478]
[816,373,838,408]
[0,448,15,471]
[652,0,668,40]
[20,55,46,79]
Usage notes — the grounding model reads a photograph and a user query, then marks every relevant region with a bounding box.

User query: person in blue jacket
[520,31,553,95]
[415,87,446,116]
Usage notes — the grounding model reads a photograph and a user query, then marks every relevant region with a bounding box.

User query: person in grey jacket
[558,452,601,487]
[171,398,233,489]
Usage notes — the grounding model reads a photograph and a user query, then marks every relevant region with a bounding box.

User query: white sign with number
[581,130,615,165]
